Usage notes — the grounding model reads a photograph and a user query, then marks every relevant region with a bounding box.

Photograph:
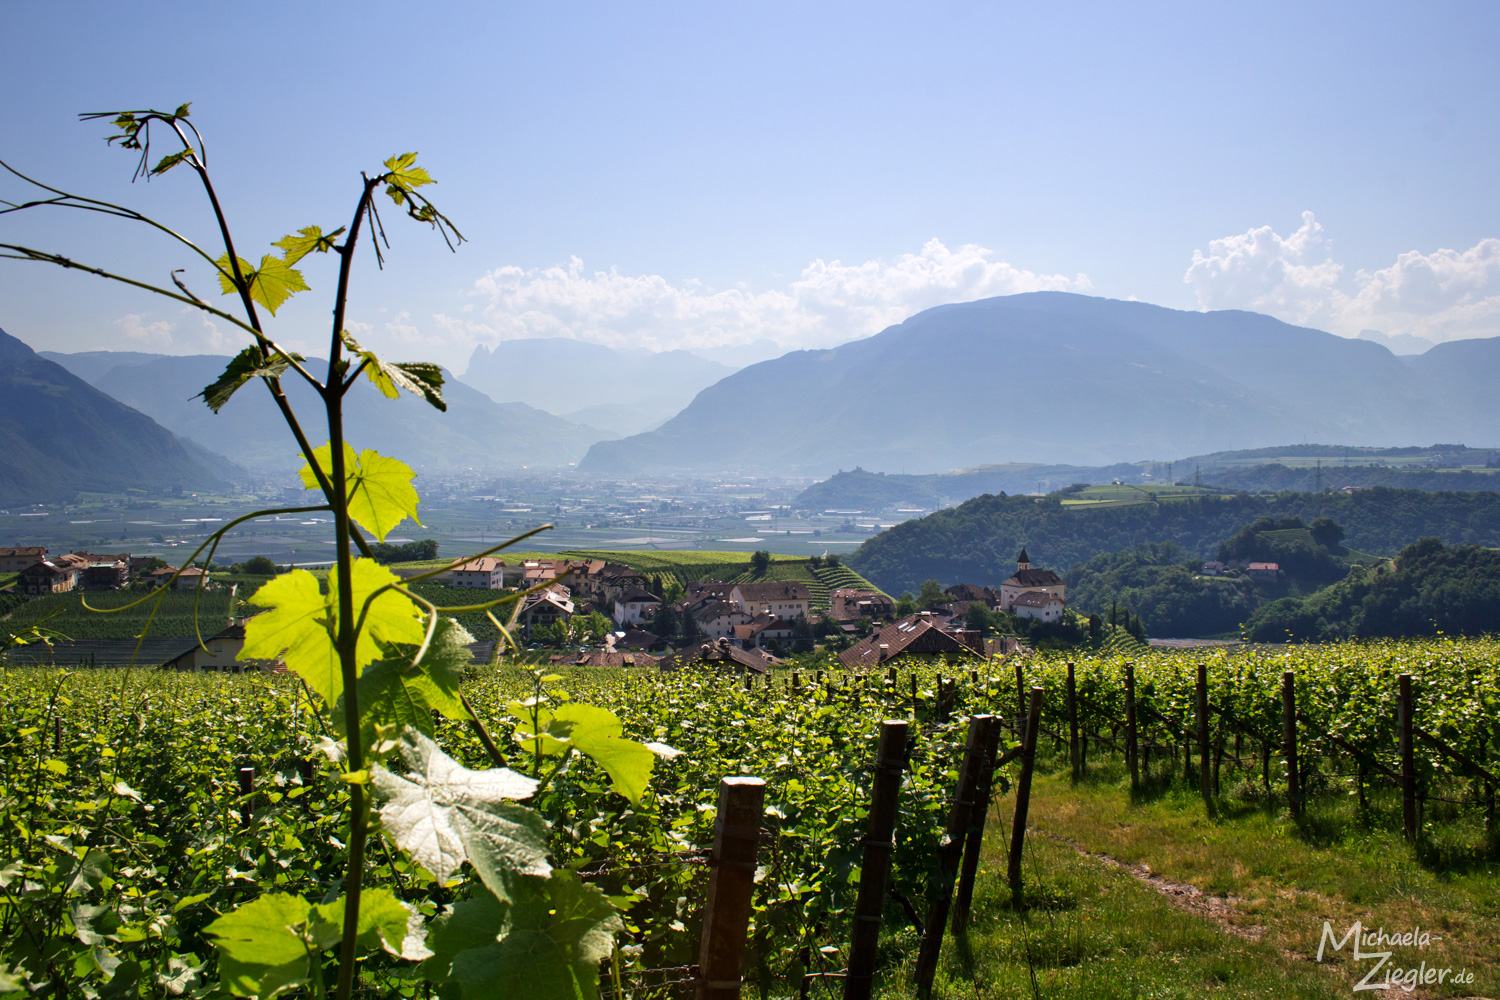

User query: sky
[3,1,1499,371]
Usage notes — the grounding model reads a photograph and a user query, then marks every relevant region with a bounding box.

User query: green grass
[872,804,1350,999]
[987,757,1500,998]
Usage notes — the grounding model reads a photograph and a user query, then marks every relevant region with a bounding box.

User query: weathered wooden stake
[1007,688,1044,909]
[952,715,1005,934]
[1282,671,1300,817]
[843,721,910,1000]
[1014,661,1026,743]
[237,767,255,827]
[697,777,766,1000]
[914,714,996,998]
[1398,673,1416,841]
[1125,664,1139,792]
[1066,661,1079,782]
[1197,664,1211,812]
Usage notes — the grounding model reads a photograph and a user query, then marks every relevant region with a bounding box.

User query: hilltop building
[998,548,1066,610]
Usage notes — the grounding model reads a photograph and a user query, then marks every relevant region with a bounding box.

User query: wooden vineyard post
[1197,664,1211,812]
[843,720,910,1000]
[1399,673,1416,842]
[237,767,255,827]
[792,671,801,692]
[913,714,996,999]
[1125,664,1139,792]
[1007,688,1044,909]
[697,777,766,1000]
[952,714,1005,934]
[1282,672,1300,818]
[887,666,897,690]
[1014,661,1026,743]
[1066,661,1079,782]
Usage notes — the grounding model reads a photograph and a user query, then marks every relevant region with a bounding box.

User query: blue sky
[3,1,1498,369]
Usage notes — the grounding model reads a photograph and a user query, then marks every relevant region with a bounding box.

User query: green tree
[649,604,682,642]
[679,605,704,644]
[790,616,815,653]
[242,555,278,575]
[1309,517,1346,550]
[750,550,772,575]
[895,593,917,617]
[917,578,948,610]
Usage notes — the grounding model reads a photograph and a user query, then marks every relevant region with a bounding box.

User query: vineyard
[2,639,1497,997]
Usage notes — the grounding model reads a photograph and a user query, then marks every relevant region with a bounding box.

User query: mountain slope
[41,351,615,473]
[581,292,1500,476]
[0,329,227,505]
[462,339,738,434]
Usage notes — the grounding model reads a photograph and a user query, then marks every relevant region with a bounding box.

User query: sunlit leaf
[273,226,343,266]
[382,151,434,207]
[337,618,472,753]
[299,442,422,542]
[203,894,313,998]
[197,344,303,412]
[341,332,446,411]
[515,703,655,805]
[371,729,549,896]
[241,561,424,707]
[214,253,309,316]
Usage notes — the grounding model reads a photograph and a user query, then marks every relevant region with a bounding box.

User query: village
[0,543,1072,674]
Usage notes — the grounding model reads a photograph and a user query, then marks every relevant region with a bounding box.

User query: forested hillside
[1247,539,1500,641]
[847,487,1500,595]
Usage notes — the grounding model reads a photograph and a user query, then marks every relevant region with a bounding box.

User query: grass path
[873,762,1497,998]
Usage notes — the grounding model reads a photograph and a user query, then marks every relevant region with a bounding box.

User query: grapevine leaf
[203,894,313,998]
[341,331,447,411]
[299,442,421,542]
[311,887,431,961]
[382,152,435,207]
[444,874,622,1000]
[420,889,506,981]
[197,344,303,412]
[213,253,309,316]
[241,561,424,707]
[515,704,655,805]
[337,618,472,753]
[371,729,549,896]
[272,226,343,266]
[150,150,191,176]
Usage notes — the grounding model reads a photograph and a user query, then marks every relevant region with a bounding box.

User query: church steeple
[1016,547,1032,571]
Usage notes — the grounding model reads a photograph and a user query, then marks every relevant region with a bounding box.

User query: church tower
[1016,547,1031,571]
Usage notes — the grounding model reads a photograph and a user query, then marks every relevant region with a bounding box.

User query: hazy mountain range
[10,291,1500,501]
[0,328,227,505]
[39,351,614,474]
[461,339,738,435]
[582,292,1500,476]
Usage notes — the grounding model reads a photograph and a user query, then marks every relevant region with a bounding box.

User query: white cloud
[1185,212,1500,342]
[445,238,1088,355]
[111,309,239,354]
[114,313,174,347]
